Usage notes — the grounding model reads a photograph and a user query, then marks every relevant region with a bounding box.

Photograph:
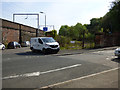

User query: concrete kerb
[96,46,119,51]
[55,46,119,56]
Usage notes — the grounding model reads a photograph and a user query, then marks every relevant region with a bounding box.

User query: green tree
[59,23,87,40]
[74,23,87,40]
[88,18,102,34]
[59,25,69,36]
[101,0,120,33]
[51,30,57,38]
[68,26,78,40]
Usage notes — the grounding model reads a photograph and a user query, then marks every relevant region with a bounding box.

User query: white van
[30,37,60,54]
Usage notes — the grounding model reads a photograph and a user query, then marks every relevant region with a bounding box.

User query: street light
[40,12,46,29]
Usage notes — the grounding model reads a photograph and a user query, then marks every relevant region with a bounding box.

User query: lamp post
[40,12,46,29]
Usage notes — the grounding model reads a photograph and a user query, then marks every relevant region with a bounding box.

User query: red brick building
[0,19,45,44]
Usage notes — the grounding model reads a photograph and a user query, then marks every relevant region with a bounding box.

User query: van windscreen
[42,37,56,43]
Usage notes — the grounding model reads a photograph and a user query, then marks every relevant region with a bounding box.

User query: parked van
[30,37,60,54]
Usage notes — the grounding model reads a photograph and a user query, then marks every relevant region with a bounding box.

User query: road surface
[2,47,119,88]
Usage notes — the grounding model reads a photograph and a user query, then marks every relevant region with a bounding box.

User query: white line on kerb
[2,64,81,80]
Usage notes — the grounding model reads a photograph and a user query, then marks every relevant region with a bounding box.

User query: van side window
[38,38,43,44]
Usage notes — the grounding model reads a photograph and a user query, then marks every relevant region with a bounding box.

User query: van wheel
[118,56,120,59]
[30,47,33,50]
[31,47,35,52]
[30,47,36,52]
[42,48,46,54]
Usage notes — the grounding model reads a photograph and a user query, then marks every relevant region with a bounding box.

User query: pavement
[40,68,119,89]
[58,46,119,55]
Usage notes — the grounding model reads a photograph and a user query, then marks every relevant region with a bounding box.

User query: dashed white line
[2,64,82,80]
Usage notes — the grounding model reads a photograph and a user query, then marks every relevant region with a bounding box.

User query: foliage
[59,25,69,36]
[51,30,57,38]
[85,32,95,42]
[99,0,120,33]
[3,40,8,48]
[86,0,120,34]
[55,35,71,47]
[59,23,87,41]
[84,42,95,49]
[45,30,57,38]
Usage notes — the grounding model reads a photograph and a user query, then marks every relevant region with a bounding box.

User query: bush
[3,40,8,48]
[55,35,71,47]
[84,42,95,49]
[55,35,95,50]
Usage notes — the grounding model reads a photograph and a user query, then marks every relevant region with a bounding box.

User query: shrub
[55,35,71,47]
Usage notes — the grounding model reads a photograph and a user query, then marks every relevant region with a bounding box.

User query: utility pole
[19,24,22,44]
[82,30,85,49]
[13,13,39,37]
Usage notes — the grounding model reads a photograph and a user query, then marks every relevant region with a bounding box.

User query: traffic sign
[43,27,48,31]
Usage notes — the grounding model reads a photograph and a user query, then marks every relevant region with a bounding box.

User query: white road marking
[25,56,29,58]
[41,67,119,89]
[106,56,117,60]
[7,58,10,60]
[2,64,81,80]
[106,58,109,60]
[92,50,114,54]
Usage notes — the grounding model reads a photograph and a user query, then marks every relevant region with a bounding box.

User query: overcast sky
[1,0,114,32]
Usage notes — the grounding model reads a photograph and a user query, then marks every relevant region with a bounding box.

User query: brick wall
[0,19,45,44]
[2,28,19,43]
[95,32,120,47]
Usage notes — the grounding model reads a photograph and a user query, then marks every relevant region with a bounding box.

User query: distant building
[45,31,53,37]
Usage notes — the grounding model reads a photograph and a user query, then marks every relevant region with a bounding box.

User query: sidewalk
[41,68,119,89]
[57,46,119,56]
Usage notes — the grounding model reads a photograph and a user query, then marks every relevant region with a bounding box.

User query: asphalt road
[2,47,119,88]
